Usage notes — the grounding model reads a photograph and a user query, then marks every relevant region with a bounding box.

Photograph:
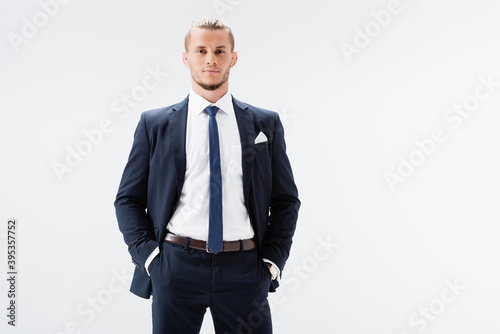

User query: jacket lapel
[169,95,189,199]
[232,96,255,210]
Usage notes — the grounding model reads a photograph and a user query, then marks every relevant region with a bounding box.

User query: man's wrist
[265,262,279,280]
[144,247,160,276]
[262,258,280,280]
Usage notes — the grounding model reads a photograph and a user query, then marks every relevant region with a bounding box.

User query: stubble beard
[192,67,230,91]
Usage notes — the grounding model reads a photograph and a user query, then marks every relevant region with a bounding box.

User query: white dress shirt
[167,88,254,240]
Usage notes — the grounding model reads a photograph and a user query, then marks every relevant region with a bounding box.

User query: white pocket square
[254,131,268,144]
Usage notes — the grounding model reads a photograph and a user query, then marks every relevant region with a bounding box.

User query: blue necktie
[205,106,223,254]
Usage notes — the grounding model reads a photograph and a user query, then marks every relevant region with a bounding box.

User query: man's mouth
[204,68,220,74]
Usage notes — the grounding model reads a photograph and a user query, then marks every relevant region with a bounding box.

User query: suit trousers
[149,241,273,334]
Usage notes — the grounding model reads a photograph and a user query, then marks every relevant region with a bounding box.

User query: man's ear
[182,51,190,68]
[230,51,238,68]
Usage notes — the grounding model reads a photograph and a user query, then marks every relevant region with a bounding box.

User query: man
[115,18,300,334]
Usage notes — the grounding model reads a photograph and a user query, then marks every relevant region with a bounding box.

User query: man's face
[183,27,237,91]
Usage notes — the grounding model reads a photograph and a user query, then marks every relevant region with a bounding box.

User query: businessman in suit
[114,18,300,334]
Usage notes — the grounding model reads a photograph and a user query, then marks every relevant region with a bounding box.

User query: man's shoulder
[232,96,278,121]
[141,96,189,123]
[141,105,173,121]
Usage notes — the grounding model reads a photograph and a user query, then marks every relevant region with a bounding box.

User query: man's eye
[216,50,225,54]
[197,50,205,53]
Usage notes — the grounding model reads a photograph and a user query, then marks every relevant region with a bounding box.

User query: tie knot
[205,106,219,117]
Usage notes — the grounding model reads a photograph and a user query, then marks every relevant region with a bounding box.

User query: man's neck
[191,81,229,103]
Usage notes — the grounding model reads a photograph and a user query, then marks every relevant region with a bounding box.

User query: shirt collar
[189,88,233,116]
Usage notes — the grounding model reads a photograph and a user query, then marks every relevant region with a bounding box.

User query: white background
[1,0,500,333]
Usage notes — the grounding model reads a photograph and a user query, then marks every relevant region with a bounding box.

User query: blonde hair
[184,17,235,51]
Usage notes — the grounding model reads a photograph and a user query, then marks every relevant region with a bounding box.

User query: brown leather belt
[164,233,256,253]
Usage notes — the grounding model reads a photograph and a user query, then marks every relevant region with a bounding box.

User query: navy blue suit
[114,95,300,332]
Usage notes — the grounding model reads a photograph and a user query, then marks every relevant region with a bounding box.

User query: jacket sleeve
[114,113,158,273]
[261,113,301,274]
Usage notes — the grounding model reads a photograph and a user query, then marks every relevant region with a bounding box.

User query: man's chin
[200,84,221,91]
[193,72,229,92]
[197,81,225,91]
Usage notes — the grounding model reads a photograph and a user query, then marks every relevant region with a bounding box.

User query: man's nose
[206,53,216,64]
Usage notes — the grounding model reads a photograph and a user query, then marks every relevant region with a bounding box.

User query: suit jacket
[114,95,300,299]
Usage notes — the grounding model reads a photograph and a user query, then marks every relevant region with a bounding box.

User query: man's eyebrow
[194,45,227,49]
